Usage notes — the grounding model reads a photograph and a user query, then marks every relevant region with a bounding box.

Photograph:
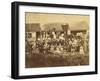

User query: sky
[25,12,89,30]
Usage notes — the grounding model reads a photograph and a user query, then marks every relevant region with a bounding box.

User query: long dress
[80,46,84,54]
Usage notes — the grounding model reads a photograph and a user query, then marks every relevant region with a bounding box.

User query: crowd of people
[26,31,89,55]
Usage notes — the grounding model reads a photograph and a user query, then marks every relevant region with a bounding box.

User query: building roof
[25,21,88,32]
[25,23,41,32]
[70,21,89,31]
[42,23,69,31]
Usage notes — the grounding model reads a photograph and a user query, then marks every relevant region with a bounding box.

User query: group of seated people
[26,32,89,55]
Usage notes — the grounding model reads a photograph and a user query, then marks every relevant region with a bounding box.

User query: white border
[19,5,95,76]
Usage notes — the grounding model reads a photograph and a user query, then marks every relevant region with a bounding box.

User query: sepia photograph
[25,12,89,68]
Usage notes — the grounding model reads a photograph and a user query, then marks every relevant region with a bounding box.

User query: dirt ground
[25,52,89,68]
